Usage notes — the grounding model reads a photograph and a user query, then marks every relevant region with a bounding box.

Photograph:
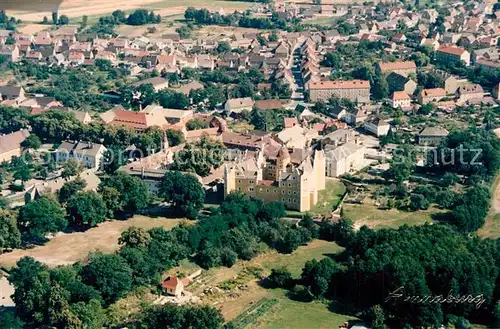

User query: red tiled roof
[392,91,410,100]
[162,276,182,289]
[437,46,467,56]
[378,61,416,71]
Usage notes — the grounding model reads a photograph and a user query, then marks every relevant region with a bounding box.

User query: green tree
[18,196,67,239]
[409,194,429,210]
[0,311,25,329]
[8,257,52,325]
[13,166,32,183]
[21,134,41,150]
[0,210,21,250]
[67,191,108,227]
[98,172,150,213]
[186,118,210,130]
[364,305,387,329]
[216,41,231,54]
[83,252,133,304]
[157,171,205,219]
[58,15,69,25]
[81,15,88,27]
[100,186,122,217]
[171,136,226,177]
[52,11,58,24]
[268,267,293,288]
[137,304,224,329]
[70,299,106,329]
[42,16,48,24]
[58,177,86,204]
[112,10,127,23]
[384,145,416,184]
[166,129,185,146]
[118,227,151,248]
[62,158,83,178]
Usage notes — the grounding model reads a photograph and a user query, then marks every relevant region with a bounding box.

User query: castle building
[224,147,326,212]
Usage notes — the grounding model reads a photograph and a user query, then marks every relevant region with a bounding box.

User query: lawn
[246,290,357,329]
[258,239,343,277]
[195,239,354,327]
[306,178,346,217]
[0,215,186,268]
[344,204,441,230]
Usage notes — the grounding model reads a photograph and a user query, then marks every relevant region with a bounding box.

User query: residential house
[418,88,447,105]
[161,276,185,297]
[0,86,25,101]
[344,108,368,125]
[387,72,417,95]
[418,126,449,146]
[391,91,411,110]
[0,45,20,62]
[55,141,107,170]
[376,60,417,77]
[276,124,318,149]
[225,97,255,113]
[132,77,169,92]
[24,170,101,203]
[443,75,470,94]
[321,129,356,149]
[436,46,471,66]
[0,130,30,162]
[308,80,370,103]
[363,116,390,136]
[254,99,284,111]
[456,84,484,104]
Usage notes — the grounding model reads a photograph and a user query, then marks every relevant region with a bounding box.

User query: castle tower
[276,146,291,177]
[314,149,326,191]
[223,165,236,197]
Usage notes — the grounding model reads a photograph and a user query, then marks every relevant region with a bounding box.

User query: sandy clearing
[0,215,185,268]
[0,276,15,308]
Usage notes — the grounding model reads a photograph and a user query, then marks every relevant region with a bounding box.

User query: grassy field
[246,290,357,329]
[258,239,343,277]
[344,204,441,230]
[0,215,185,268]
[180,240,355,327]
[307,179,346,217]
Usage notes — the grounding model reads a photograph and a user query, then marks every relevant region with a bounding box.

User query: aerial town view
[0,0,499,328]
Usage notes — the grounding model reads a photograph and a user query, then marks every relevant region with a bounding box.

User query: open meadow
[344,203,442,230]
[166,239,356,328]
[0,215,185,268]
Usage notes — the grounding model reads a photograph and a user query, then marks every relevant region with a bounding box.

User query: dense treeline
[0,107,185,153]
[7,194,313,327]
[299,222,500,328]
[184,7,301,31]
